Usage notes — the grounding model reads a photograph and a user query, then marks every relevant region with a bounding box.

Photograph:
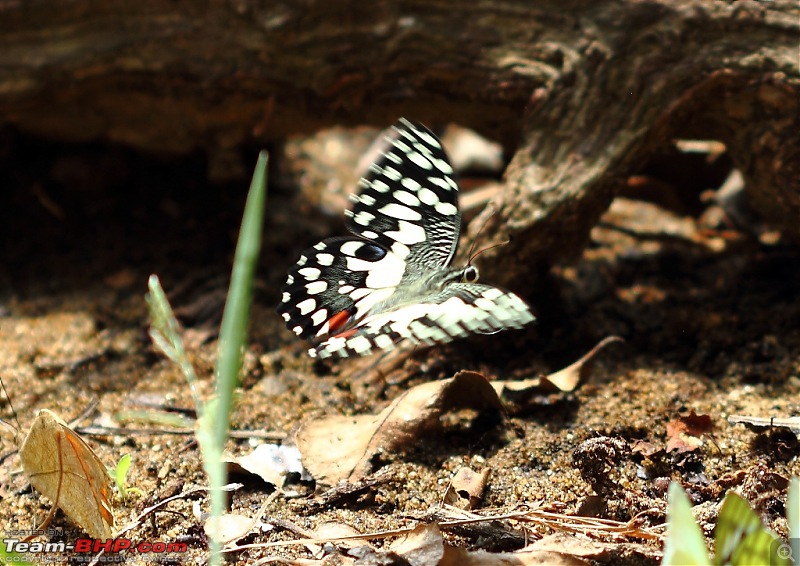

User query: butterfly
[277,118,534,359]
[19,409,115,540]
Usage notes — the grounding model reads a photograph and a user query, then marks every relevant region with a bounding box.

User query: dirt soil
[0,128,797,565]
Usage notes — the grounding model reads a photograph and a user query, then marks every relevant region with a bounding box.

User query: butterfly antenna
[469,239,510,266]
[466,204,511,265]
[465,205,497,263]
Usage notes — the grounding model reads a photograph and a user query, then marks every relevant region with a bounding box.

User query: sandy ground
[0,131,797,564]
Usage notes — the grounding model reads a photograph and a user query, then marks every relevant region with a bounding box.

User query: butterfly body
[277,119,534,359]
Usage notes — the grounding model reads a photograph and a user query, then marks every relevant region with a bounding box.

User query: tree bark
[1,0,797,285]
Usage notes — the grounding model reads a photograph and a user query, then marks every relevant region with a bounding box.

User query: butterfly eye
[462,266,479,283]
[354,244,387,261]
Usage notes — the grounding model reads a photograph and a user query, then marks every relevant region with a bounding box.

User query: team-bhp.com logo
[4,536,188,557]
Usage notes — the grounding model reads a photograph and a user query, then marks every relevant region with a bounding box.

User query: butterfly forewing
[347,118,461,268]
[277,118,535,358]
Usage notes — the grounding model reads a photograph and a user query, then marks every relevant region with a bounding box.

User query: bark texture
[1,0,797,288]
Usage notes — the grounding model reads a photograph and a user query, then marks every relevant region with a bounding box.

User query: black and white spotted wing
[346,120,461,268]
[277,118,535,359]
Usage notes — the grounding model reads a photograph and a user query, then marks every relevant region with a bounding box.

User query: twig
[75,425,284,441]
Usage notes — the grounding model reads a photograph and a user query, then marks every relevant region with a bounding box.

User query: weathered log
[1,0,797,287]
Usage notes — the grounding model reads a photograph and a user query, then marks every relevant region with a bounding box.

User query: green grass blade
[663,482,711,566]
[715,491,764,565]
[114,454,132,498]
[199,151,268,564]
[146,275,203,413]
[731,528,786,566]
[716,490,788,566]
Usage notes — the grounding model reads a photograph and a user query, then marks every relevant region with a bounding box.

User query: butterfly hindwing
[311,284,533,359]
[277,237,407,339]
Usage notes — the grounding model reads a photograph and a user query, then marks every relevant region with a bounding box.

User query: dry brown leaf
[313,521,364,545]
[442,545,591,566]
[295,371,502,484]
[19,409,115,540]
[443,467,490,510]
[728,414,800,437]
[442,537,657,566]
[545,336,623,391]
[526,533,610,560]
[388,523,446,566]
[204,513,254,545]
[666,410,713,453]
[493,336,623,405]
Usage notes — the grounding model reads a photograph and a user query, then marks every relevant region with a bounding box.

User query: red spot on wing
[327,309,354,334]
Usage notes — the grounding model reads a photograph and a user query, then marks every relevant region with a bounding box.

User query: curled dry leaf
[666,410,714,453]
[19,409,115,540]
[493,336,623,407]
[728,415,800,438]
[295,371,502,484]
[204,513,254,546]
[443,467,490,510]
[389,523,446,566]
[526,533,610,561]
[285,522,623,565]
[442,544,592,566]
[440,532,618,565]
